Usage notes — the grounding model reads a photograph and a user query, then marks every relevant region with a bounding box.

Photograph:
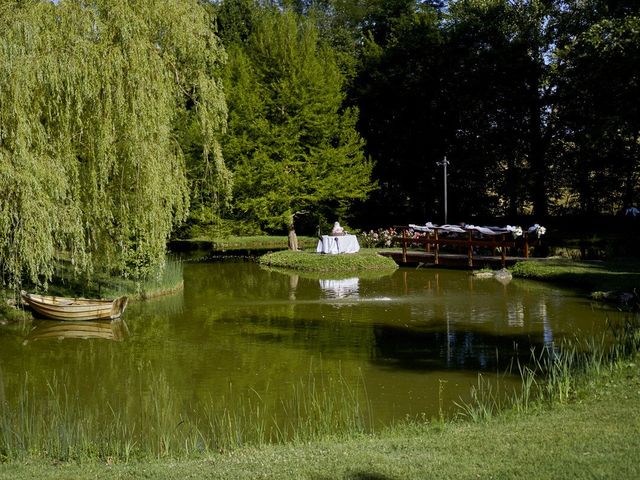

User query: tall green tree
[221,7,374,248]
[554,2,640,213]
[0,0,228,289]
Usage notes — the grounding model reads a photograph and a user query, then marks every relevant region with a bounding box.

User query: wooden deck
[382,225,543,269]
[379,250,536,269]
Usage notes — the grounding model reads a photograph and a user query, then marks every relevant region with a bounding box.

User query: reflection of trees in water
[366,271,601,373]
[214,313,374,359]
[539,298,554,349]
[289,274,299,301]
[368,296,574,374]
[177,262,611,378]
[130,264,611,382]
[372,324,552,372]
[183,262,288,304]
[0,365,5,406]
[507,301,525,327]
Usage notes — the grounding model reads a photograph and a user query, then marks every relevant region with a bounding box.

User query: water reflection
[507,301,524,327]
[319,277,359,299]
[372,324,549,372]
[288,274,299,300]
[180,263,611,374]
[23,319,129,344]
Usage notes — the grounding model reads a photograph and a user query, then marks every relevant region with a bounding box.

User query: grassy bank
[0,301,30,325]
[511,258,640,293]
[173,235,318,252]
[258,248,398,274]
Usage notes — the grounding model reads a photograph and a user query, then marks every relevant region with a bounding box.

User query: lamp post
[437,156,449,224]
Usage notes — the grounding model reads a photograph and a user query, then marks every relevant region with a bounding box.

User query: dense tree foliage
[219,5,374,248]
[307,0,640,225]
[554,2,640,213]
[349,0,558,224]
[352,7,447,223]
[2,0,638,286]
[445,0,556,218]
[0,0,228,288]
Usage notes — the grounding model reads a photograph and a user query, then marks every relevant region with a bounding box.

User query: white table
[316,234,360,254]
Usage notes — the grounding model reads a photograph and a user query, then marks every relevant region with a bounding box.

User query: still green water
[0,261,618,428]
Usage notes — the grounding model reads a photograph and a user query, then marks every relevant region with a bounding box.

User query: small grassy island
[258,248,399,274]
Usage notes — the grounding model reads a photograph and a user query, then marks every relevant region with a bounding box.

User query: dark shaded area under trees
[344,0,640,227]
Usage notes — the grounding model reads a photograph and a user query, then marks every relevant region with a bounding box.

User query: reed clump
[0,368,370,462]
[456,314,640,421]
[35,257,185,302]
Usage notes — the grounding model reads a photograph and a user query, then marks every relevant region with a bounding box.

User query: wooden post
[523,233,529,258]
[501,234,506,267]
[467,230,473,267]
[434,229,440,265]
[402,227,407,264]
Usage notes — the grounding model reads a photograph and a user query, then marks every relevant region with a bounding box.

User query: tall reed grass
[456,314,640,421]
[40,256,184,301]
[0,367,371,461]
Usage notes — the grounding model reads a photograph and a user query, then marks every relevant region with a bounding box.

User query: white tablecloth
[316,234,360,254]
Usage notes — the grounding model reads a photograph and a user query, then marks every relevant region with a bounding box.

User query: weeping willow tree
[0,0,230,289]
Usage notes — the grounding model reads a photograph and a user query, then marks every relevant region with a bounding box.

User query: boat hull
[20,291,128,321]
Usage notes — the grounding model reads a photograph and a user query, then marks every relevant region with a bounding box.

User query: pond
[0,260,621,443]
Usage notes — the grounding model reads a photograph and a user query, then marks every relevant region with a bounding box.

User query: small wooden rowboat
[20,290,128,321]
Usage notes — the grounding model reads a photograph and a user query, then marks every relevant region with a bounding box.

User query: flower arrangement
[358,228,399,248]
[407,229,429,247]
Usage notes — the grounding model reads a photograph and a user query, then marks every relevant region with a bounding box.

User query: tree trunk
[624,132,640,207]
[287,215,298,251]
[529,65,548,219]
